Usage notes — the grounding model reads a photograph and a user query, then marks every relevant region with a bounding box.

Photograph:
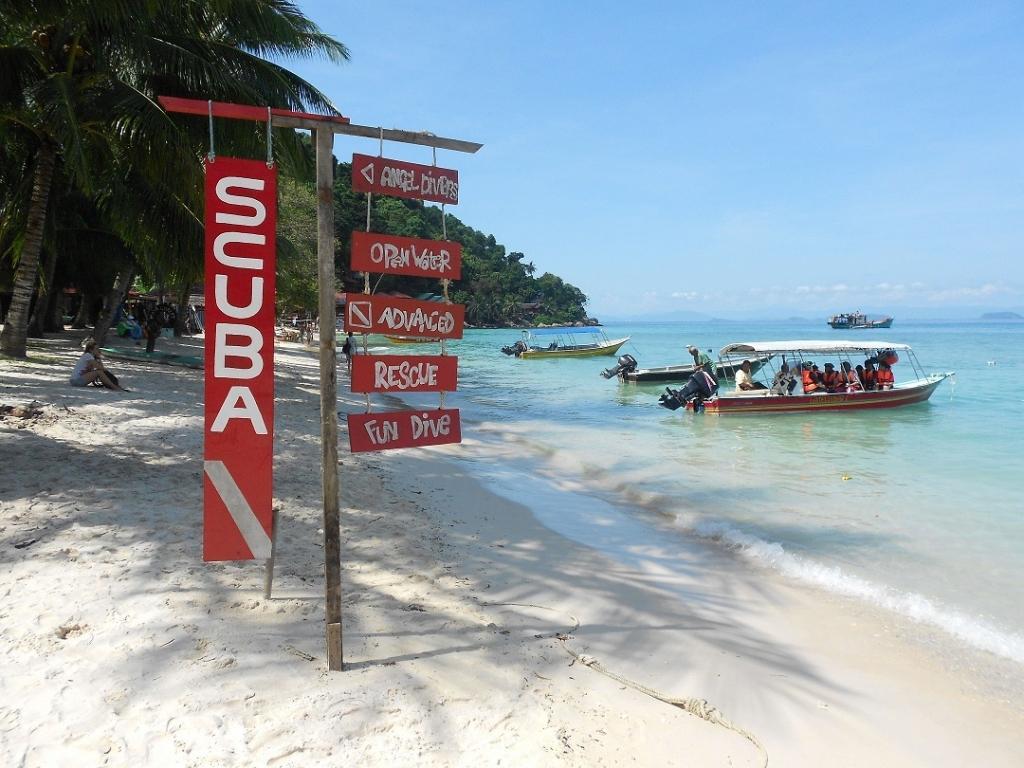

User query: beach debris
[13,538,39,549]
[842,474,852,481]
[0,401,45,421]
[284,644,316,662]
[55,622,88,640]
[404,603,426,612]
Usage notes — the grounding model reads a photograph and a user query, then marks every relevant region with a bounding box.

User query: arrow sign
[351,153,459,205]
[351,232,461,280]
[344,294,464,339]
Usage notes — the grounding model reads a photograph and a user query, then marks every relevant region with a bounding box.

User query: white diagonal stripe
[205,460,272,559]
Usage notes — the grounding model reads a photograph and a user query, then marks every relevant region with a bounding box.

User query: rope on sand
[485,601,768,767]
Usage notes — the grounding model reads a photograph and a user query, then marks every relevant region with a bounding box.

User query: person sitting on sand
[70,340,124,391]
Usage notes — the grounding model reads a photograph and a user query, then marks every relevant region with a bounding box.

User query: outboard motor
[501,339,529,357]
[601,354,638,379]
[658,370,719,412]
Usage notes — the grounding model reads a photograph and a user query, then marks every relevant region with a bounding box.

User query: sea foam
[690,518,1024,664]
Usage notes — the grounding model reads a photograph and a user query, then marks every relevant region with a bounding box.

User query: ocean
[380,320,1024,666]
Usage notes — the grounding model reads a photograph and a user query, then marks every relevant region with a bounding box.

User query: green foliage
[332,161,588,326]
[0,0,347,354]
[276,178,319,311]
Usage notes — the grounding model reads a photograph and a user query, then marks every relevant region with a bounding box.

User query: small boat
[502,327,629,359]
[99,346,203,369]
[659,340,952,414]
[601,352,771,383]
[385,335,435,344]
[828,311,893,329]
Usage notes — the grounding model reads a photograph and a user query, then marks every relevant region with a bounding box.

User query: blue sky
[285,2,1024,318]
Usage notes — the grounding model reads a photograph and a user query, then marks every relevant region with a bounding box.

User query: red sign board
[351,231,461,280]
[345,293,464,339]
[203,157,277,561]
[351,153,459,205]
[351,355,458,394]
[348,409,462,453]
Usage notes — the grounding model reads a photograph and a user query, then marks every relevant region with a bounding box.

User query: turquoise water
[385,321,1024,663]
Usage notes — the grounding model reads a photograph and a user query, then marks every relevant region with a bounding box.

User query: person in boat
[687,345,714,372]
[841,361,863,392]
[769,361,798,395]
[821,363,842,392]
[876,361,895,390]
[801,362,822,393]
[862,359,877,390]
[735,359,767,391]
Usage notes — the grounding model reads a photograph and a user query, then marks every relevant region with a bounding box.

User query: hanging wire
[207,100,215,162]
[265,106,273,167]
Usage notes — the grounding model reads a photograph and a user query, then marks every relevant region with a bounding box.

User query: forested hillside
[277,162,591,328]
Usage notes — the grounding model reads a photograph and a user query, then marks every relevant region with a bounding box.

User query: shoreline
[2,332,1022,766]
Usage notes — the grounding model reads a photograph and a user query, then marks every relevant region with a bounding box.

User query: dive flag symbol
[348,301,372,330]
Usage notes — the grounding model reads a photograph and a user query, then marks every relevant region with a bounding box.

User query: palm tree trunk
[46,289,65,332]
[0,141,57,358]
[72,292,92,328]
[92,264,135,346]
[174,277,191,337]
[28,248,59,338]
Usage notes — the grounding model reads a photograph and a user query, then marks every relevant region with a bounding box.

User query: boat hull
[520,337,630,359]
[625,357,768,383]
[693,375,949,414]
[828,318,893,329]
[385,335,435,344]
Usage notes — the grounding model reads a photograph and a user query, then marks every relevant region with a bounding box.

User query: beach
[2,331,1022,767]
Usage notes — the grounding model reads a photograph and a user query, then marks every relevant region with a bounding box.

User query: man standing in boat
[687,345,714,374]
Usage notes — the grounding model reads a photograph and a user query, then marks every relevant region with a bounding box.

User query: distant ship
[827,311,893,329]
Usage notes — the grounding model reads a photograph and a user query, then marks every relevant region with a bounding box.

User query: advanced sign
[350,231,461,280]
[348,409,462,453]
[351,354,458,394]
[203,157,277,561]
[345,293,464,339]
[351,153,459,205]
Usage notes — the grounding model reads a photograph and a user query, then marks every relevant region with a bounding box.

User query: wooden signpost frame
[159,96,481,671]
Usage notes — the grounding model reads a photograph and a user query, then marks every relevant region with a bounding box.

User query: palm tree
[0,0,348,357]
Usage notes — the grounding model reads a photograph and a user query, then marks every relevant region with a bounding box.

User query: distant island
[980,311,1023,320]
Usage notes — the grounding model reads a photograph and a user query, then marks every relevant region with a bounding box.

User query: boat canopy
[720,340,912,355]
[529,326,604,336]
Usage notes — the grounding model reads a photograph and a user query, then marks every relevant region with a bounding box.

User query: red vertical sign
[203,157,277,561]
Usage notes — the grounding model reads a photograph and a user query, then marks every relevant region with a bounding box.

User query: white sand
[1,331,1022,767]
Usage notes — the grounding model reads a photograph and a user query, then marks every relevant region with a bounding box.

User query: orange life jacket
[876,368,894,386]
[801,370,819,392]
[842,370,862,389]
[862,368,877,388]
[822,370,841,390]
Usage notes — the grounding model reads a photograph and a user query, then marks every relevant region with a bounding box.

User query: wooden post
[263,508,280,599]
[315,127,344,671]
